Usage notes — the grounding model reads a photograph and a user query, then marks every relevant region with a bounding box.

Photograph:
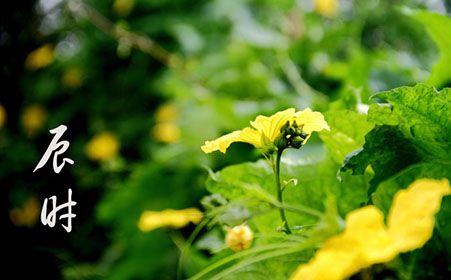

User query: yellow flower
[388,179,451,253]
[292,207,396,280]
[62,68,83,88]
[226,224,254,251]
[24,44,55,71]
[10,197,41,227]
[201,108,329,154]
[22,105,47,137]
[113,0,135,17]
[155,103,178,123]
[85,132,120,162]
[293,108,331,145]
[138,208,203,232]
[315,0,338,18]
[152,122,181,143]
[291,178,451,280]
[0,104,6,128]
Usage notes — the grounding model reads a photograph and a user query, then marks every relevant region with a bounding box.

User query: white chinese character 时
[41,188,77,233]
[34,124,74,174]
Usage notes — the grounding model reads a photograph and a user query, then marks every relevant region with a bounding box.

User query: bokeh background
[2,0,450,279]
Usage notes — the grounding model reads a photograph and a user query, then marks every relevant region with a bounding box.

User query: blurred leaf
[219,250,313,280]
[328,88,358,111]
[305,195,343,243]
[435,196,451,260]
[194,228,225,254]
[95,159,206,279]
[319,110,374,164]
[412,11,451,87]
[372,161,451,216]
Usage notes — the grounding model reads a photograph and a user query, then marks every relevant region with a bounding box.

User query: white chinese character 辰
[34,124,74,174]
[41,188,77,233]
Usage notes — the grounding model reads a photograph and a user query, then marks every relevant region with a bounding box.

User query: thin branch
[68,0,209,93]
[277,52,327,101]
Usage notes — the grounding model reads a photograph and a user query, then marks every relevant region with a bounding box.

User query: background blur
[2,0,450,279]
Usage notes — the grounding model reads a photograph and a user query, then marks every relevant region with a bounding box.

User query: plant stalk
[274,149,292,234]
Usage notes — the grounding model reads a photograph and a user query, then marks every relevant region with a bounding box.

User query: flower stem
[274,149,292,234]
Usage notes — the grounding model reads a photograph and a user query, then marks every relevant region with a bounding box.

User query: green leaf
[371,84,451,160]
[367,104,399,126]
[194,228,225,254]
[328,88,358,111]
[220,251,312,280]
[340,125,420,198]
[342,84,451,198]
[435,196,451,261]
[306,195,343,243]
[206,159,273,201]
[207,149,367,233]
[319,110,374,164]
[412,11,451,87]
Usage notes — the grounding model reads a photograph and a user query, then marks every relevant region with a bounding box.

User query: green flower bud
[274,133,289,150]
[295,128,302,136]
[291,136,304,149]
[280,121,290,133]
[287,126,296,135]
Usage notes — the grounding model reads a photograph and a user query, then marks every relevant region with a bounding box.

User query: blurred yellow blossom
[62,68,84,88]
[113,0,135,17]
[226,224,254,251]
[201,108,329,154]
[24,44,55,71]
[152,122,181,143]
[291,178,451,280]
[138,208,203,232]
[315,0,338,18]
[22,105,47,137]
[152,103,181,143]
[0,104,6,128]
[85,132,120,162]
[291,207,395,280]
[154,103,178,123]
[10,197,41,227]
[388,178,451,252]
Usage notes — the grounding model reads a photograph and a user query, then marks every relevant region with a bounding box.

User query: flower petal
[291,179,451,280]
[294,108,330,134]
[86,132,120,161]
[201,108,327,154]
[240,127,264,148]
[291,235,362,280]
[25,44,55,71]
[388,178,451,253]
[250,108,296,142]
[201,130,242,154]
[138,208,203,232]
[345,206,395,265]
[290,206,394,280]
[201,128,263,154]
